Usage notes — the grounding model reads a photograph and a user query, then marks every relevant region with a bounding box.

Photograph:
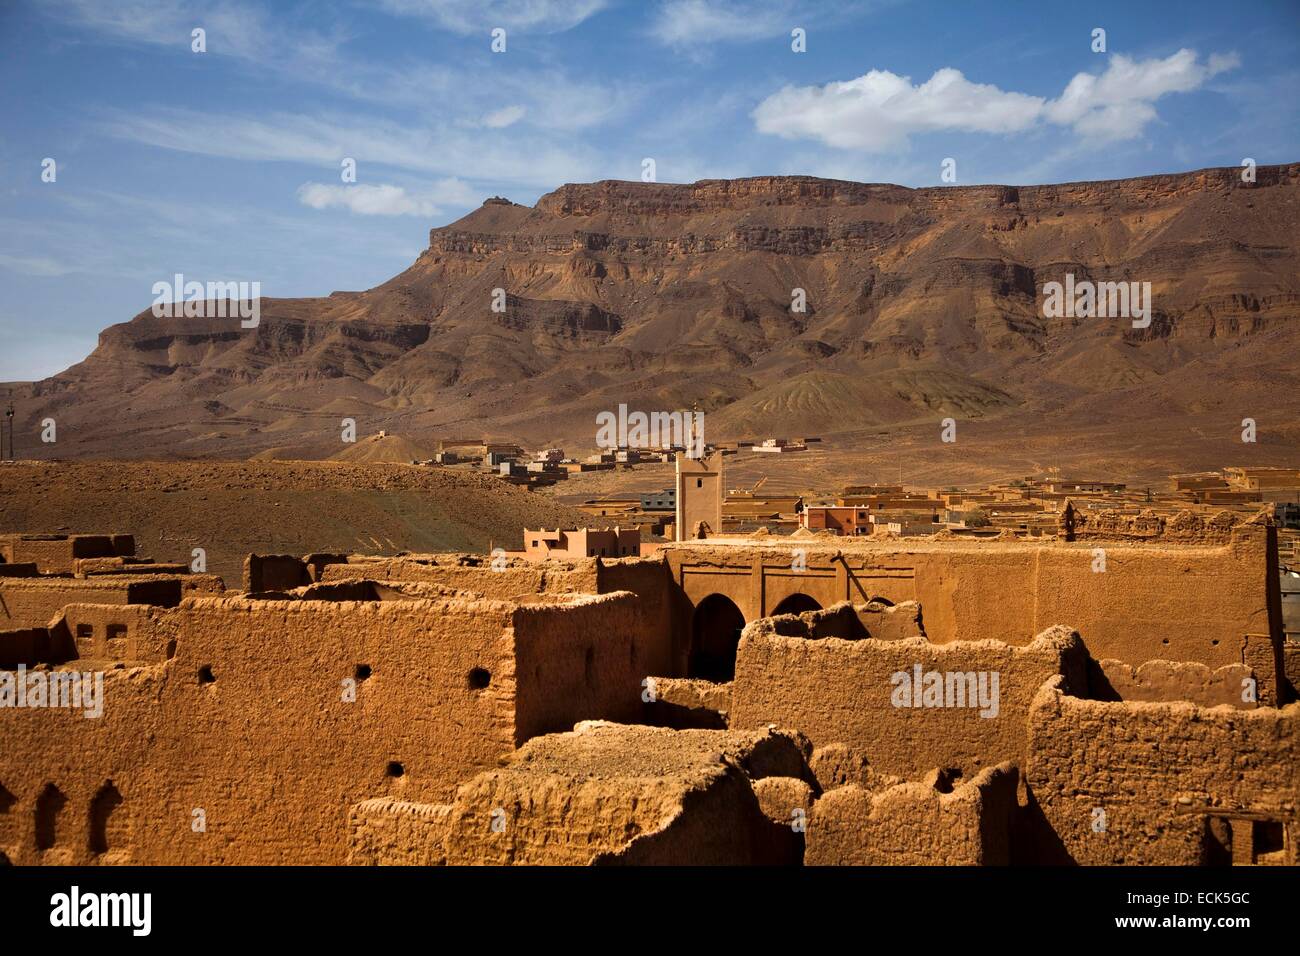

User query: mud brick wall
[807,764,1019,865]
[0,577,183,630]
[731,620,1086,779]
[1026,679,1300,865]
[0,590,657,865]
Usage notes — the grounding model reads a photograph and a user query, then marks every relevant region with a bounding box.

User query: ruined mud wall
[318,554,599,599]
[0,534,135,574]
[731,621,1086,779]
[349,723,811,866]
[1026,680,1300,865]
[0,583,676,865]
[596,556,676,677]
[0,577,183,630]
[512,591,664,741]
[0,595,524,865]
[806,764,1019,866]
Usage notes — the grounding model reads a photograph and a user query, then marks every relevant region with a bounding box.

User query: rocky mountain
[9,164,1300,475]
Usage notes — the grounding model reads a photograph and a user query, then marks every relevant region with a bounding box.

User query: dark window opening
[467,667,491,691]
[35,784,66,851]
[88,781,124,855]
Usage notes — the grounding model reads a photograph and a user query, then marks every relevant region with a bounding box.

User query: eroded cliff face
[10,164,1300,462]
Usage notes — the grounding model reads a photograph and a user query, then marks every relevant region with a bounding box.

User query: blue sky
[2,0,1297,380]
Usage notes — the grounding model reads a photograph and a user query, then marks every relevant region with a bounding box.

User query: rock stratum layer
[10,164,1300,467]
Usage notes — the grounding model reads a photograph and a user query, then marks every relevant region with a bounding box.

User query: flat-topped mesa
[533,176,913,217]
[427,163,1300,256]
[534,165,1300,218]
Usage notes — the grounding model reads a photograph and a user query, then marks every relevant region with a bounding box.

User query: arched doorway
[772,593,822,616]
[690,594,746,682]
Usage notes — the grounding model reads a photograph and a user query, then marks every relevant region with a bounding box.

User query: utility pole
[3,392,13,461]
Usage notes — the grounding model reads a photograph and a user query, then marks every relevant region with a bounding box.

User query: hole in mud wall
[354,664,372,682]
[197,665,216,685]
[88,781,125,855]
[467,667,491,691]
[385,761,405,778]
[165,640,177,660]
[35,784,66,851]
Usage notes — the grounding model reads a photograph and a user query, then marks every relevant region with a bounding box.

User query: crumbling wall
[512,592,664,742]
[0,595,520,864]
[1,585,677,865]
[0,577,183,630]
[643,676,730,729]
[1026,679,1300,865]
[731,621,1086,780]
[319,554,599,598]
[348,722,812,866]
[766,600,923,642]
[242,553,311,593]
[806,763,1019,865]
[0,534,134,574]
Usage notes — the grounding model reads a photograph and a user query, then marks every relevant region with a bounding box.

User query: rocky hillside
[9,164,1300,469]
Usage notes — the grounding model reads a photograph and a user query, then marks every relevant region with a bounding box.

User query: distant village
[394,434,1300,643]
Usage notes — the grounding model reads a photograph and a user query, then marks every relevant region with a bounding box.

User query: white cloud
[296,180,479,217]
[482,105,526,129]
[1044,49,1241,142]
[753,49,1239,151]
[42,0,339,65]
[40,1,630,134]
[754,67,1043,151]
[378,0,607,34]
[0,253,80,278]
[651,0,795,47]
[99,108,602,187]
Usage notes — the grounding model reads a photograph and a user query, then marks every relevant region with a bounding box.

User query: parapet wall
[731,618,1087,780]
[1026,679,1300,865]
